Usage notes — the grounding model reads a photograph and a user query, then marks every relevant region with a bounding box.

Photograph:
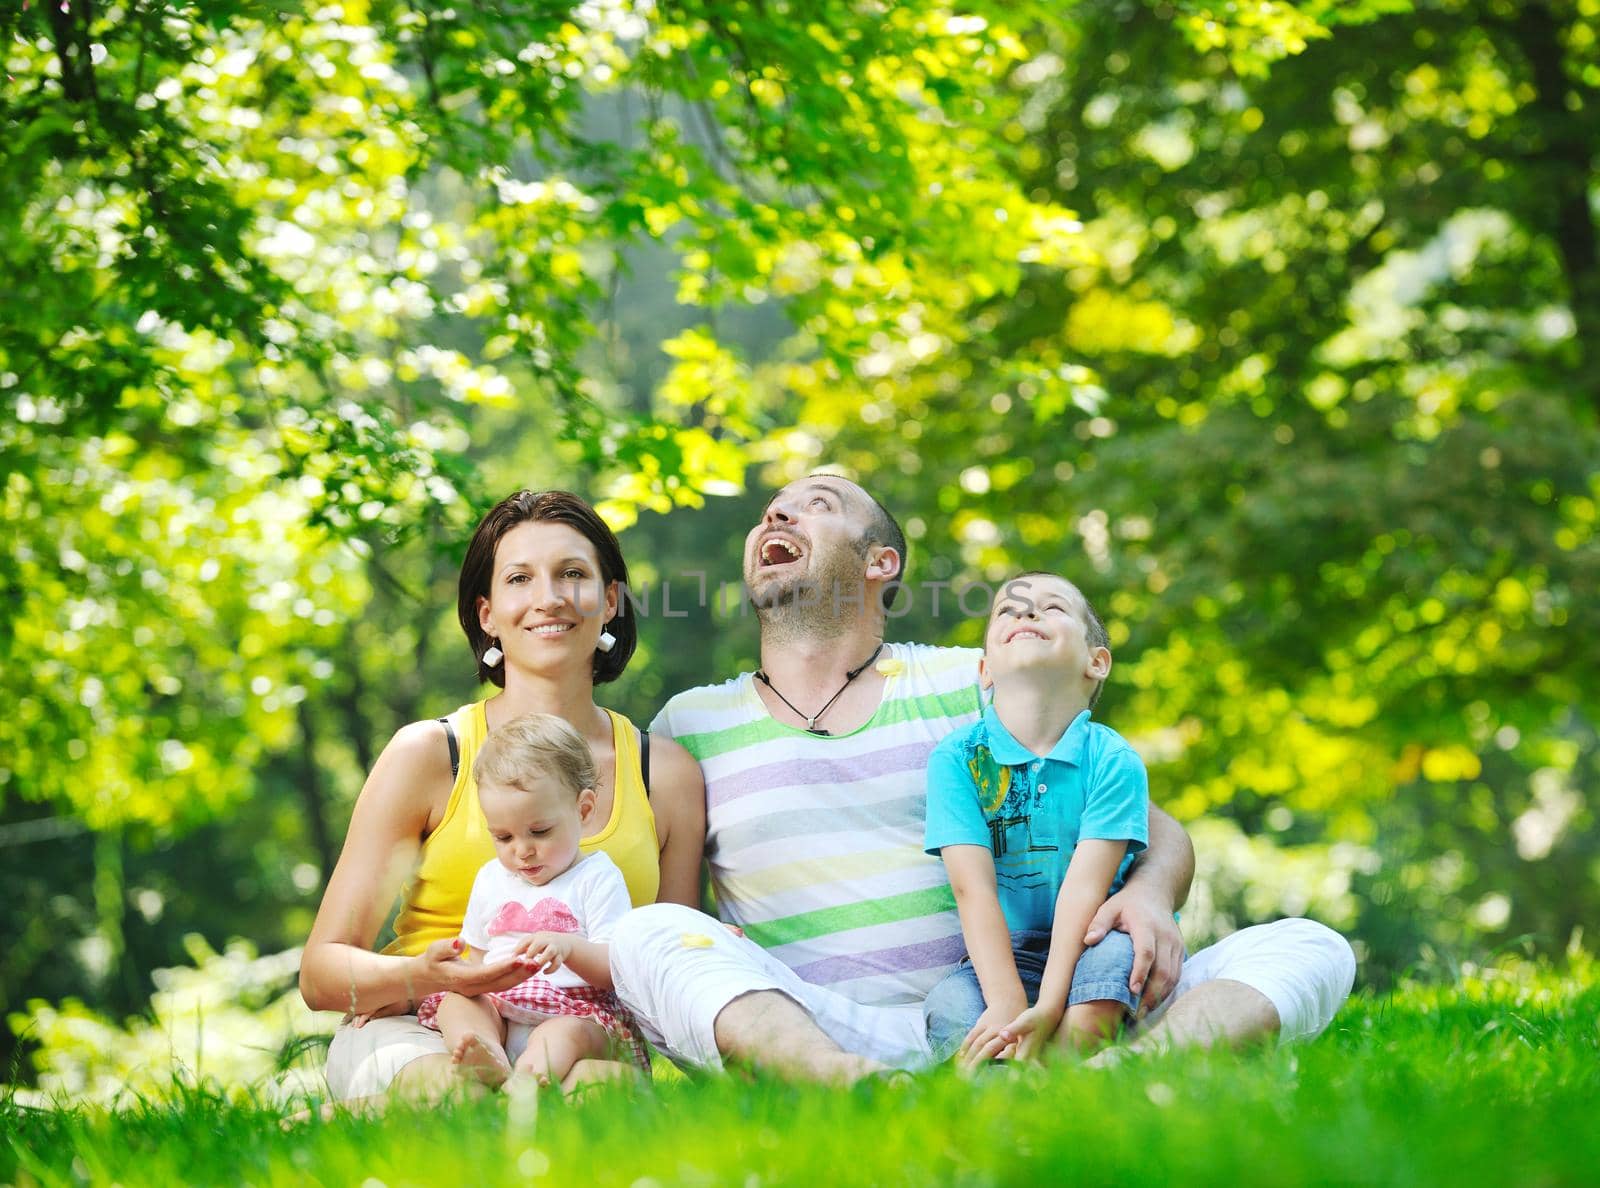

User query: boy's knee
[1061,1001,1126,1051]
[921,969,985,1062]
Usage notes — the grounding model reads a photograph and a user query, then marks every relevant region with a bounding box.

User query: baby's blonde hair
[473,712,596,798]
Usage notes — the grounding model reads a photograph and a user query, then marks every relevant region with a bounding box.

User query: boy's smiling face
[979,573,1111,697]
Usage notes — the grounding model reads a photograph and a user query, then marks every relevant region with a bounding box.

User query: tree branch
[1506,1,1600,399]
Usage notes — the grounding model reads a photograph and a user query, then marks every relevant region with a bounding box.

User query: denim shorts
[923,928,1139,1063]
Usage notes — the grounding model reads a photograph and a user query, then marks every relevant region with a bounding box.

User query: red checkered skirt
[417,976,650,1072]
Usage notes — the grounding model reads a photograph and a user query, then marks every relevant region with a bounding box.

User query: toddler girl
[416,712,647,1089]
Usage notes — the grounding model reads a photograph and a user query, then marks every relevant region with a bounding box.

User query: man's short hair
[808,473,908,612]
[860,490,908,612]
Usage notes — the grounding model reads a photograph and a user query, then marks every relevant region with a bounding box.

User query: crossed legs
[1120,978,1280,1055]
[712,991,888,1085]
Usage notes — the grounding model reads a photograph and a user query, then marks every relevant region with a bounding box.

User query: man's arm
[1083,804,1192,1010]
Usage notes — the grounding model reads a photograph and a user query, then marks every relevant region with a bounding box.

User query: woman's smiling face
[478,520,617,672]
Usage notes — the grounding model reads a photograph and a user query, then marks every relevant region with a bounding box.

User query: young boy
[923,571,1149,1065]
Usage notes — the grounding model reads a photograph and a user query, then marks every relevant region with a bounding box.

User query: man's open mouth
[758,536,804,567]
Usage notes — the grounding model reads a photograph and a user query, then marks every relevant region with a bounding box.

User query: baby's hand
[517,931,576,974]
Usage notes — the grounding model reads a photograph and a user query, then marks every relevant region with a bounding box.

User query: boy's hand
[516,931,576,974]
[959,993,1028,1069]
[999,1003,1064,1061]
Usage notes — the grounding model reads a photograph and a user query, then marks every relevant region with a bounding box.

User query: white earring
[482,643,504,667]
[596,631,616,654]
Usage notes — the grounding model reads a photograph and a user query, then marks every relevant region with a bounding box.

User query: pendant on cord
[756,643,885,737]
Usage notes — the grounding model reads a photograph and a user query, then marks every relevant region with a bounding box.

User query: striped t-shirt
[650,642,984,1007]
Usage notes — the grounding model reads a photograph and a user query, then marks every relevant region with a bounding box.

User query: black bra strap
[437,716,459,780]
[639,728,651,797]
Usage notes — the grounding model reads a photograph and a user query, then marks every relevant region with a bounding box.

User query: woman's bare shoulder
[648,733,704,788]
[364,717,456,818]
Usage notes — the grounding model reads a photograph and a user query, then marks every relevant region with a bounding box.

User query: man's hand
[1083,884,1185,1012]
[999,1003,1064,1062]
[958,991,1029,1069]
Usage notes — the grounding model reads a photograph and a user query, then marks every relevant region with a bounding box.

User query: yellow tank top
[384,702,661,956]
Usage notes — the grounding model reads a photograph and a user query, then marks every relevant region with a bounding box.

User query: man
[610,475,1356,1080]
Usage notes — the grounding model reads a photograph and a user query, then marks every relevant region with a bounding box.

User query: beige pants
[324,1014,535,1099]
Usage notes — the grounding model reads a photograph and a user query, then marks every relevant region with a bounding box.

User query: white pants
[324,1014,537,1100]
[610,904,1356,1072]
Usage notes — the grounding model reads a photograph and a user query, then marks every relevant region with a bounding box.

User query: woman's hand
[348,999,412,1028]
[999,1002,1064,1061]
[416,937,537,998]
[958,990,1029,1069]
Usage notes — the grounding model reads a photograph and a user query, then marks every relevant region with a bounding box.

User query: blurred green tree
[6,0,1593,1086]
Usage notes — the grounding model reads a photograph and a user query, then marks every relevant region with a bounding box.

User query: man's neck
[751,617,889,736]
[990,679,1090,757]
[756,622,886,698]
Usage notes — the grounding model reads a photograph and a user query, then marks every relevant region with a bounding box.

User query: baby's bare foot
[451,1033,512,1087]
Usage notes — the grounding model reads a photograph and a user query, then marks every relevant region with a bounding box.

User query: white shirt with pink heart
[459,851,633,991]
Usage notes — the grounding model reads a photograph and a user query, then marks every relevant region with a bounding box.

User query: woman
[301,490,704,1100]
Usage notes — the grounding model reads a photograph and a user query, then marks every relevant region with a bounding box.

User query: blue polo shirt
[924,706,1149,934]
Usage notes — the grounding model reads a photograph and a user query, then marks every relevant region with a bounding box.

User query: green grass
[6,964,1598,1187]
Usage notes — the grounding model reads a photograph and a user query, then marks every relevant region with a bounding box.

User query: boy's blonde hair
[473,712,596,797]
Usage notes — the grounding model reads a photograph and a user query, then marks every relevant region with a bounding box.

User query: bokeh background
[3,0,1595,1099]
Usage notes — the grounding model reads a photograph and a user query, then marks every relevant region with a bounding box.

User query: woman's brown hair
[457,490,636,687]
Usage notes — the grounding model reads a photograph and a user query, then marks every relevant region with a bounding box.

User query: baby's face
[480,775,593,886]
[981,575,1097,687]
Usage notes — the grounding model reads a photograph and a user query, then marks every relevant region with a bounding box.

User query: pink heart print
[486,897,581,938]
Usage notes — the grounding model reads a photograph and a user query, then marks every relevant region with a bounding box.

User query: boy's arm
[1084,805,1191,1010]
[1001,839,1130,1057]
[942,845,1029,1055]
[925,738,1030,1063]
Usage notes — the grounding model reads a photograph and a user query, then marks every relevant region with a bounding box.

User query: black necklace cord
[755,642,886,736]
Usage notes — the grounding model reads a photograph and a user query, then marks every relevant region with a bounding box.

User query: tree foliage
[781,0,1598,975]
[3,0,1596,1074]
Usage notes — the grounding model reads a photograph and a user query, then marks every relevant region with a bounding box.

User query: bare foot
[451,1033,513,1087]
[1083,1043,1139,1069]
[280,1095,383,1129]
